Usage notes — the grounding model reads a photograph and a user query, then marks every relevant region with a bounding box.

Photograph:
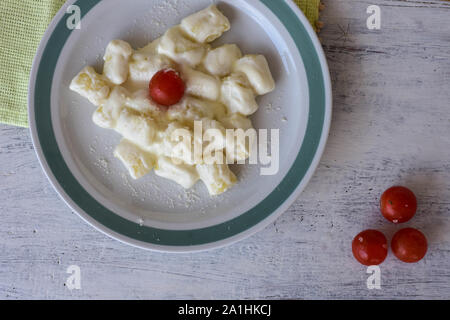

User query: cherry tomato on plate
[352,229,388,266]
[391,228,427,263]
[380,186,417,223]
[149,69,185,106]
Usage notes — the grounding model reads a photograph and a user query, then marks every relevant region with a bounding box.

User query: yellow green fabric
[294,0,320,31]
[0,0,66,127]
[0,0,320,128]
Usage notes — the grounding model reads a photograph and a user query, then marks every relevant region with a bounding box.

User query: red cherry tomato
[352,230,388,266]
[391,228,427,263]
[149,69,185,106]
[380,186,417,223]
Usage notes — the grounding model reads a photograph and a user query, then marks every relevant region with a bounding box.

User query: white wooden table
[1,0,449,299]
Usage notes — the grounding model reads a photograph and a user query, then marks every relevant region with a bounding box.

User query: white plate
[29,0,332,252]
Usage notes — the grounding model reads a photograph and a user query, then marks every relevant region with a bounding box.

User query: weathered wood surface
[0,0,449,299]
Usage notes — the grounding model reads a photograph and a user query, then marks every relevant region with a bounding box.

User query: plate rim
[28,0,332,252]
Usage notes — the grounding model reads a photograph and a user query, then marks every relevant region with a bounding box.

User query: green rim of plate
[34,0,326,247]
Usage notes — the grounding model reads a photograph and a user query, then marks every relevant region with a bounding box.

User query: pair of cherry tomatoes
[352,186,428,265]
[353,228,427,265]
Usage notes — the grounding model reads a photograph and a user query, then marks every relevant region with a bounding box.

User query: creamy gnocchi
[70,5,275,196]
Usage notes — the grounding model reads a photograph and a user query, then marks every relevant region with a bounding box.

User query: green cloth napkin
[0,0,65,127]
[295,0,320,31]
[0,0,320,128]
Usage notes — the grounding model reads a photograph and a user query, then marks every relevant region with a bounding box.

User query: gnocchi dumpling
[115,108,158,149]
[221,114,255,163]
[166,97,215,122]
[181,65,221,101]
[203,44,242,77]
[196,163,237,196]
[126,89,161,115]
[114,139,156,179]
[92,86,129,129]
[128,40,174,89]
[103,40,133,85]
[199,118,227,152]
[137,38,160,54]
[70,66,111,106]
[163,122,195,165]
[233,55,275,95]
[180,5,230,43]
[225,128,257,163]
[155,157,199,189]
[158,26,206,67]
[220,113,253,130]
[221,72,259,115]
